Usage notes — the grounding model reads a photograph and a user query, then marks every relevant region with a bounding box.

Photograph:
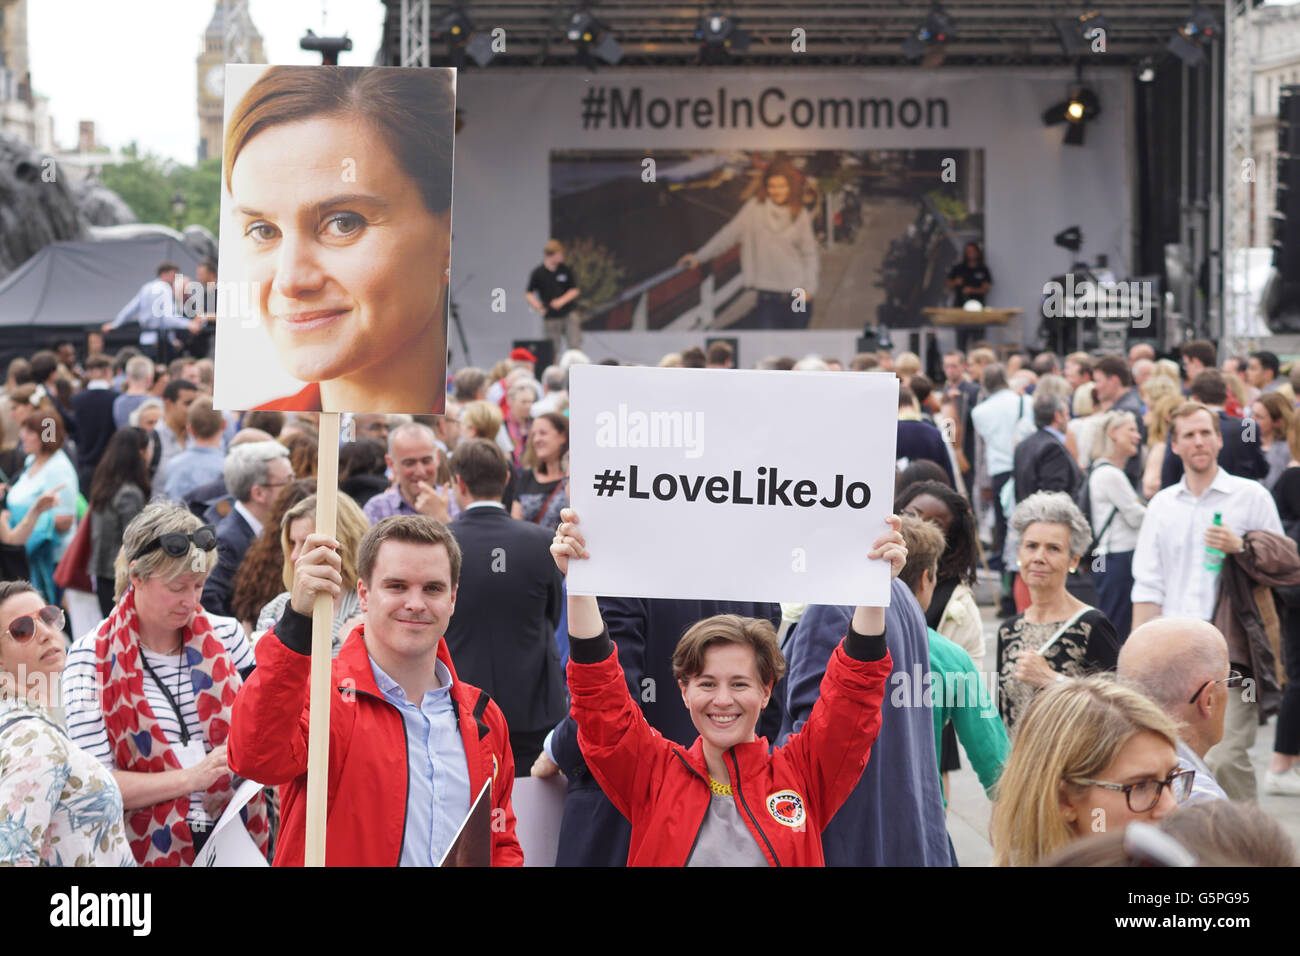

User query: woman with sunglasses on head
[61,503,268,866]
[990,674,1193,866]
[0,581,135,865]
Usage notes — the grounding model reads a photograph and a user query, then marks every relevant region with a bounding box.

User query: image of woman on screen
[222,66,453,414]
[677,158,819,330]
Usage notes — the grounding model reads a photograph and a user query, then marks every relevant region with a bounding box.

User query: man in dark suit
[1161,369,1268,488]
[201,440,292,618]
[444,439,565,771]
[1013,392,1082,502]
[897,386,955,486]
[536,593,781,866]
[69,354,119,492]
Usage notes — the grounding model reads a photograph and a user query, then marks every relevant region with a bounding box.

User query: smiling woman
[217,66,455,415]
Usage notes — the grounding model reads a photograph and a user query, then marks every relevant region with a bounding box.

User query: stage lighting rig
[300,29,352,65]
[564,7,623,68]
[902,5,952,66]
[1043,87,1100,145]
[696,12,751,64]
[1054,10,1107,57]
[1168,6,1219,67]
[434,5,497,67]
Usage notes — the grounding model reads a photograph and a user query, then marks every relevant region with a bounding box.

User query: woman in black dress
[511,412,569,531]
[997,491,1120,730]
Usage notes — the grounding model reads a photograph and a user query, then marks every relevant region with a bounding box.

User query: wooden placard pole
[305,411,340,867]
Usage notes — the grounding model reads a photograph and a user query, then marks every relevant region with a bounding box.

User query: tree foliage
[101,145,222,236]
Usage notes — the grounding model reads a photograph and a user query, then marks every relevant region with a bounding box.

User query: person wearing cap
[526,239,582,357]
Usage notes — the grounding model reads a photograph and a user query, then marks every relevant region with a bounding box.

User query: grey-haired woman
[997,491,1121,730]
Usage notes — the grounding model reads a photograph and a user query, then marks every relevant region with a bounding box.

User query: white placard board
[511,775,567,867]
[567,365,898,606]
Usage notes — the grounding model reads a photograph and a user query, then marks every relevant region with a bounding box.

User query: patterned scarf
[94,587,269,866]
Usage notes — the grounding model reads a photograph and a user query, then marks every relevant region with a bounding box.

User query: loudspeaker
[1273,86,1300,280]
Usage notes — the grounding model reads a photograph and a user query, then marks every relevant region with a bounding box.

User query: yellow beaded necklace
[708,775,732,796]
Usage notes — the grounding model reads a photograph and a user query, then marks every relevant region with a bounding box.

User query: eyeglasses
[1072,769,1196,813]
[131,525,217,562]
[1188,670,1244,706]
[5,605,64,643]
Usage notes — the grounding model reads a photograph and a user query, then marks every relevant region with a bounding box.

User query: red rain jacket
[568,631,891,866]
[230,614,523,866]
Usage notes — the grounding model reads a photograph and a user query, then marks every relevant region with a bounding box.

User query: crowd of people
[0,329,1296,869]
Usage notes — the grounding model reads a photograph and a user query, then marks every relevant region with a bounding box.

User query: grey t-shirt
[685,792,770,867]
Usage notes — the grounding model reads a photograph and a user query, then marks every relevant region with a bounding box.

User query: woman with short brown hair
[550,507,905,866]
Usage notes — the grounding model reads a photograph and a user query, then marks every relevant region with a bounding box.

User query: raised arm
[549,508,669,818]
[229,532,342,785]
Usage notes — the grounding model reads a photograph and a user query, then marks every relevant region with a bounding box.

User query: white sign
[567,365,898,606]
[511,775,567,867]
[194,778,268,868]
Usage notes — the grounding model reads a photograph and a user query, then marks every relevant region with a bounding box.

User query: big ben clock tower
[197,0,265,162]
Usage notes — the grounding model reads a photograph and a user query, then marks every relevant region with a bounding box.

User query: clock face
[204,65,224,98]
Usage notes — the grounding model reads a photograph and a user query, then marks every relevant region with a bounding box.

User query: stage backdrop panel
[212,64,456,414]
[567,364,898,606]
[450,68,1134,367]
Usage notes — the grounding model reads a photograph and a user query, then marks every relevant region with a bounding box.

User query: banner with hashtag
[566,364,899,605]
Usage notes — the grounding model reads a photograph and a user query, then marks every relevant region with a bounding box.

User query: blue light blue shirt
[369,655,471,867]
[1176,738,1228,805]
[107,278,192,345]
[162,445,226,502]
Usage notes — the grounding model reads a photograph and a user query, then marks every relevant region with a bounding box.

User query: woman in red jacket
[551,507,904,866]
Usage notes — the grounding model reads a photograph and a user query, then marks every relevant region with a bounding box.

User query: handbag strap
[1084,461,1122,556]
[1038,606,1092,657]
[532,477,566,525]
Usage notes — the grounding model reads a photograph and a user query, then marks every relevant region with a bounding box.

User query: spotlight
[696,12,750,63]
[1054,10,1107,57]
[902,4,952,64]
[1043,88,1100,145]
[1168,6,1219,67]
[565,8,623,66]
[435,6,497,67]
[1137,56,1157,83]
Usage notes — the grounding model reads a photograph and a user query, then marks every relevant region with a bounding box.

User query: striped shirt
[61,616,255,828]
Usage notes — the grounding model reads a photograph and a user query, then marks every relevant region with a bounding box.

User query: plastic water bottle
[1204,511,1225,572]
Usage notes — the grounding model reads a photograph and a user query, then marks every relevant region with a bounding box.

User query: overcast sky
[28,0,386,164]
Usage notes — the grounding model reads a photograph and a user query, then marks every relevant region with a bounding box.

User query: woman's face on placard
[229,113,450,386]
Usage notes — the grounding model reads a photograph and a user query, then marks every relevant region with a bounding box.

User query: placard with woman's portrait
[213,64,455,414]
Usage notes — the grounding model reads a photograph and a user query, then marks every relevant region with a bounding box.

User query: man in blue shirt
[103,262,203,364]
[163,397,227,502]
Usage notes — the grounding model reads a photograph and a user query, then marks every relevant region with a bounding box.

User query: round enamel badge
[766,790,806,828]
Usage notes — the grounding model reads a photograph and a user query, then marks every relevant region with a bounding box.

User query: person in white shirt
[1131,401,1284,800]
[102,263,203,364]
[971,364,1031,574]
[1088,410,1147,638]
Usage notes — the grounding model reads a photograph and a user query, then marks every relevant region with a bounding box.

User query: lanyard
[139,645,191,745]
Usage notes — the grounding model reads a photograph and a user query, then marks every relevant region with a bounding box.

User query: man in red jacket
[230,515,522,866]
